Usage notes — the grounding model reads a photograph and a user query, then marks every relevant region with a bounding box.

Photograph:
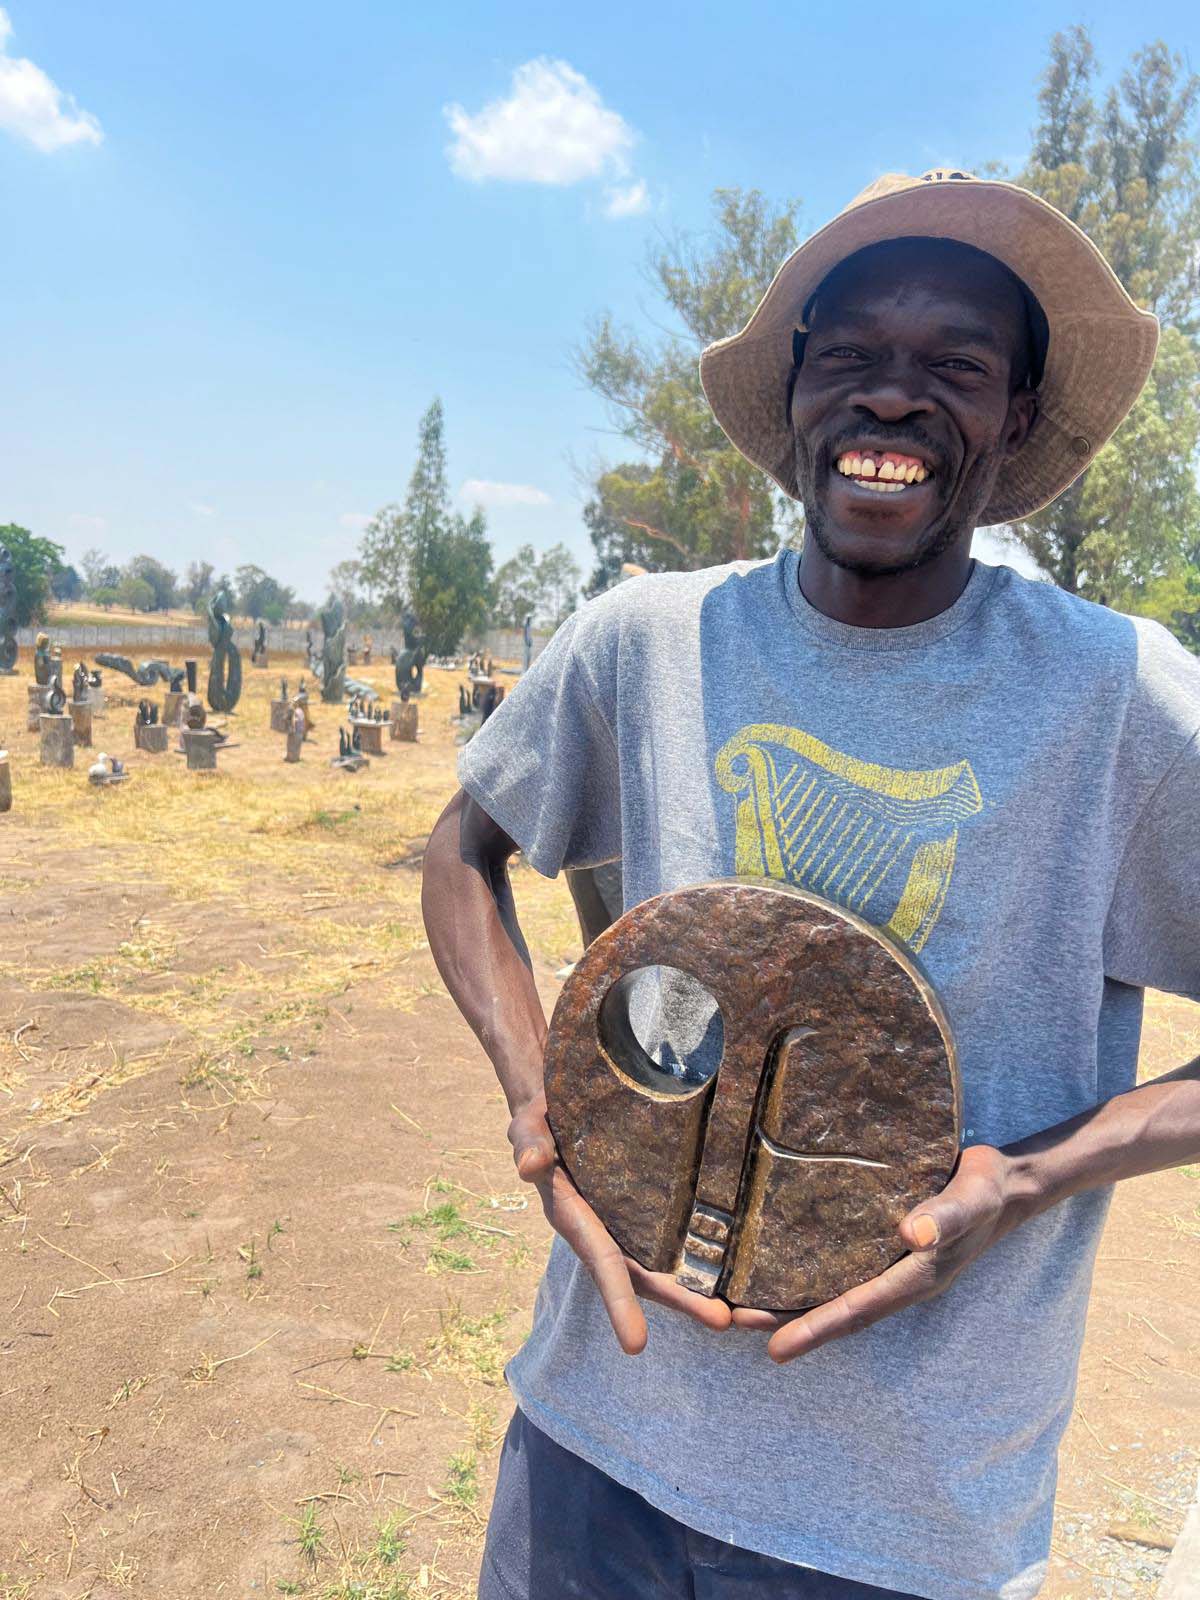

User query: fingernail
[911,1214,939,1248]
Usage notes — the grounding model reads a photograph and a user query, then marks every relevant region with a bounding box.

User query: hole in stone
[598,966,723,1096]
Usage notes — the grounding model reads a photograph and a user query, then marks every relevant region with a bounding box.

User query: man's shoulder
[573,556,777,639]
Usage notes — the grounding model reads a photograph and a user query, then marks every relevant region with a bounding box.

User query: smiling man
[422,171,1200,1600]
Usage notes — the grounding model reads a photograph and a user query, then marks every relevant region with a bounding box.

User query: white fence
[14,622,552,664]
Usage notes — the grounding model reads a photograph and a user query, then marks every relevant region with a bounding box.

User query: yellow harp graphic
[715,724,983,953]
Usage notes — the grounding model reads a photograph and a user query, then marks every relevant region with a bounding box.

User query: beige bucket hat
[699,169,1160,524]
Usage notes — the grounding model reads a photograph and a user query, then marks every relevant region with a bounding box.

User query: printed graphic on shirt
[714,724,983,952]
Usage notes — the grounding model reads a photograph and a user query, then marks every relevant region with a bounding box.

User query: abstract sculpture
[206,588,243,713]
[392,613,427,697]
[318,598,346,704]
[95,653,177,689]
[0,546,17,674]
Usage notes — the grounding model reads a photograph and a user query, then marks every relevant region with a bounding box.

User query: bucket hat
[698,169,1160,524]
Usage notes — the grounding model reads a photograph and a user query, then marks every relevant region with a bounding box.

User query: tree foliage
[123,555,178,612]
[1008,28,1200,622]
[182,560,215,608]
[359,399,494,654]
[0,523,65,627]
[117,574,156,613]
[578,188,805,589]
[234,563,296,624]
[491,541,582,629]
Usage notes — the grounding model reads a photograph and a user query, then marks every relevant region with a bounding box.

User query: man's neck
[797,534,975,629]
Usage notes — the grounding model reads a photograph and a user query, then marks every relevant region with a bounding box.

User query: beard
[794,430,1004,579]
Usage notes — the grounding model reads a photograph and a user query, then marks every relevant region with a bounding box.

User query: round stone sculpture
[544,879,961,1312]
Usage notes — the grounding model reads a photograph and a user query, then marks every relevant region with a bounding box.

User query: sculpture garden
[0,645,1197,1597]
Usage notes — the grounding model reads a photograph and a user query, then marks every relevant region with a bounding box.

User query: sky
[2,1,1198,602]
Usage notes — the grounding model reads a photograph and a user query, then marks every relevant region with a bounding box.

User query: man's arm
[421,789,733,1354]
[757,1056,1200,1362]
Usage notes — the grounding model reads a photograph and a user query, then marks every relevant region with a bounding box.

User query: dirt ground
[0,651,1197,1599]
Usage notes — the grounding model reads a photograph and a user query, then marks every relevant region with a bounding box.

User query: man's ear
[1003,387,1039,459]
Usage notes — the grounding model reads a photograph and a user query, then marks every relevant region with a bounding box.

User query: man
[421,171,1200,1599]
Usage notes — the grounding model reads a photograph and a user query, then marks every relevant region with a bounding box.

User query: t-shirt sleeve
[1103,728,1200,999]
[456,611,621,877]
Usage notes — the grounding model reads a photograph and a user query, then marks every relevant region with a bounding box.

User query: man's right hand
[508,1094,733,1354]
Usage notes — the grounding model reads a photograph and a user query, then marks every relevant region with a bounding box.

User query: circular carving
[544,879,960,1311]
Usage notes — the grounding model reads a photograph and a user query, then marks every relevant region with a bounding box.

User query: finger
[625,1259,733,1332]
[729,1306,784,1331]
[767,1252,933,1364]
[538,1172,648,1355]
[898,1148,1005,1253]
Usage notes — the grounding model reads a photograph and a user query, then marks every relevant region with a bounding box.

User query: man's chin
[809,519,946,578]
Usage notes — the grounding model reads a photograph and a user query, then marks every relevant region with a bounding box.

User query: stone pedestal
[183,729,218,771]
[163,690,185,726]
[69,700,93,747]
[0,750,11,814]
[285,724,304,763]
[391,701,419,742]
[26,684,46,732]
[135,721,169,753]
[39,714,74,768]
[347,646,360,666]
[88,685,106,716]
[254,650,269,670]
[269,698,290,733]
[352,718,385,755]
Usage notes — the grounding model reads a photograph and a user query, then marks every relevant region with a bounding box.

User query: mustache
[823,425,947,474]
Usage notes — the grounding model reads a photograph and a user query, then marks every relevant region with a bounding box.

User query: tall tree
[0,523,65,626]
[123,554,179,611]
[235,563,296,624]
[80,547,120,595]
[359,399,494,653]
[1007,29,1200,616]
[182,560,215,608]
[491,542,582,629]
[578,188,805,584]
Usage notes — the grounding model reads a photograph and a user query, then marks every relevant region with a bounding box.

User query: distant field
[46,600,311,631]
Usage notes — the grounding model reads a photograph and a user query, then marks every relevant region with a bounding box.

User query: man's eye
[935,357,986,373]
[820,346,866,360]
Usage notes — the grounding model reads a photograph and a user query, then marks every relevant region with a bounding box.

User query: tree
[491,542,582,629]
[234,564,296,624]
[182,560,215,608]
[578,188,805,583]
[117,574,156,613]
[124,554,179,611]
[90,586,122,610]
[359,399,494,653]
[49,563,83,601]
[1007,30,1200,616]
[534,543,581,627]
[80,547,120,595]
[0,523,65,626]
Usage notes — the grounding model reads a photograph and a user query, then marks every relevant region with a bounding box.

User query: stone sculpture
[88,752,130,786]
[392,613,428,697]
[72,662,90,703]
[34,633,52,686]
[318,598,346,704]
[95,653,177,689]
[251,620,268,666]
[0,545,17,675]
[47,675,67,716]
[544,880,960,1312]
[136,698,159,725]
[206,589,243,713]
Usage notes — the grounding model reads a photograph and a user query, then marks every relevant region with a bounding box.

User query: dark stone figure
[251,620,268,665]
[280,677,289,703]
[318,599,346,704]
[0,545,17,674]
[95,653,177,688]
[72,661,90,703]
[47,674,67,715]
[185,658,198,694]
[34,632,52,686]
[480,683,505,724]
[206,589,243,713]
[458,685,470,717]
[136,698,159,725]
[393,613,428,697]
[351,724,362,754]
[338,727,349,760]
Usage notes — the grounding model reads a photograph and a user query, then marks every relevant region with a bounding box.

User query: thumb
[508,1106,558,1181]
[899,1150,1004,1252]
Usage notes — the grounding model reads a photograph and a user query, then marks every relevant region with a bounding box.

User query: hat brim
[699,179,1160,524]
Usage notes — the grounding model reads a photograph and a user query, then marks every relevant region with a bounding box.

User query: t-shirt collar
[779,548,999,651]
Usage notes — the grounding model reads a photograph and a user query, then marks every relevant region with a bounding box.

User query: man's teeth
[836,452,929,487]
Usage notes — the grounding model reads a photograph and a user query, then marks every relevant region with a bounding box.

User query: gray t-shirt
[457,551,1200,1600]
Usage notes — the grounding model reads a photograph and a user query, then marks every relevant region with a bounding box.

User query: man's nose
[847,362,936,424]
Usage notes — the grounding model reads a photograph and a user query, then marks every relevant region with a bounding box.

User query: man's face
[789,240,1038,577]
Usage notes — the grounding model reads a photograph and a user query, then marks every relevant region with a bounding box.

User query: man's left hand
[734,1145,1039,1363]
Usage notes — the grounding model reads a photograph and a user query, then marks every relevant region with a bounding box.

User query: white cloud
[445,58,634,186]
[189,502,217,518]
[460,479,553,509]
[0,8,102,152]
[338,512,371,531]
[604,179,650,219]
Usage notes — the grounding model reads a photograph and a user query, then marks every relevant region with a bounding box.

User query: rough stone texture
[134,721,169,754]
[352,719,384,756]
[183,729,218,771]
[39,714,75,770]
[69,701,93,747]
[163,691,186,727]
[391,701,418,742]
[269,698,290,734]
[285,724,304,763]
[0,750,11,813]
[544,880,960,1311]
[88,685,106,716]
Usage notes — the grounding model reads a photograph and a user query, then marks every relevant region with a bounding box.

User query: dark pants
[480,1409,920,1599]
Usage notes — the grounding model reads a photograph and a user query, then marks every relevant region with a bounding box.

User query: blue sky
[2,1,1197,602]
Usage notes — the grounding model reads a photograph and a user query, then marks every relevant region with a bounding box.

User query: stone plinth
[253,650,270,669]
[269,698,290,733]
[135,721,169,753]
[285,725,304,763]
[69,701,93,747]
[163,690,185,726]
[88,685,106,716]
[26,684,46,732]
[347,646,360,666]
[0,750,11,813]
[39,714,74,768]
[391,701,418,742]
[183,729,218,771]
[351,719,385,755]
